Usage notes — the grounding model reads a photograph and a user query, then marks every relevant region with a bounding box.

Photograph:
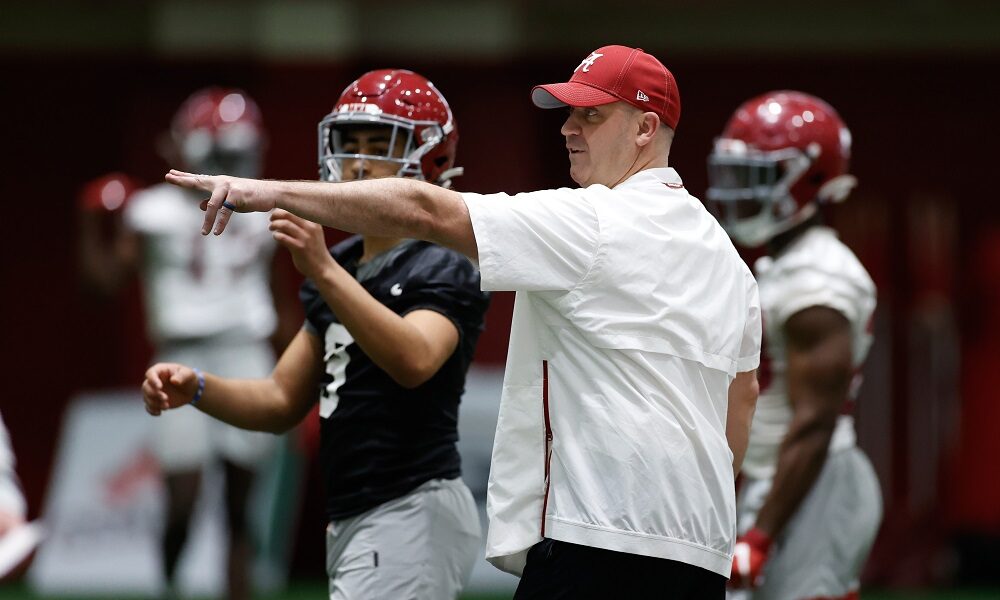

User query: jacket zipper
[541,360,552,537]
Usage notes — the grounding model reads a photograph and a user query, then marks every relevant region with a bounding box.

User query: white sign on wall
[28,391,293,597]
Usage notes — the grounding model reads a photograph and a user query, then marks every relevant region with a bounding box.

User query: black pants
[512,538,726,599]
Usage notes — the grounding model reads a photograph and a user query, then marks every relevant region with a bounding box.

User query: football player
[142,70,490,599]
[707,91,882,600]
[77,88,294,600]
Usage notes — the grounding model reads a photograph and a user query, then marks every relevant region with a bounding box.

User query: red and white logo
[636,90,650,102]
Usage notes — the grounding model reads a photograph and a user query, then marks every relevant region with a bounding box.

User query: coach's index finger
[165,170,225,235]
[164,169,208,190]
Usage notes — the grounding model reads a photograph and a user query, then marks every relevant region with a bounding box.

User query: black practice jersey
[300,236,490,521]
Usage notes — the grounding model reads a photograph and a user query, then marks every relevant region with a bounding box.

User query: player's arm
[270,210,459,389]
[751,305,853,538]
[312,278,458,389]
[727,369,759,474]
[164,171,479,260]
[77,200,140,296]
[142,327,323,433]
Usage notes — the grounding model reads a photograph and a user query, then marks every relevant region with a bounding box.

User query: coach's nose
[561,113,580,138]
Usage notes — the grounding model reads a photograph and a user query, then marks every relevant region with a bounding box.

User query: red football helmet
[706,91,856,247]
[171,87,265,177]
[318,69,461,187]
[78,172,142,212]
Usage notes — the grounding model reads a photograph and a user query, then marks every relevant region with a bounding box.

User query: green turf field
[1,582,999,600]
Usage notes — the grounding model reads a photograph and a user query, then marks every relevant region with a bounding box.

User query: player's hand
[164,169,277,237]
[269,209,338,281]
[729,527,772,589]
[142,363,200,416]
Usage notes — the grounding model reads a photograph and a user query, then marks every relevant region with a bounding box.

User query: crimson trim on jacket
[541,360,552,536]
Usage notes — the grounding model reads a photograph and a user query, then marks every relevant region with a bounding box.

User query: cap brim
[531,82,619,109]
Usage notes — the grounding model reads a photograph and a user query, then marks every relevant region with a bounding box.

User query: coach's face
[562,102,640,188]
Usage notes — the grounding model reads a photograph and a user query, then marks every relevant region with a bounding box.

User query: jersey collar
[613,167,683,190]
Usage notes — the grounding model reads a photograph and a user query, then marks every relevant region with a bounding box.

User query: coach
[167,45,761,599]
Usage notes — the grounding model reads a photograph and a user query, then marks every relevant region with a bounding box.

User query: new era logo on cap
[531,45,681,129]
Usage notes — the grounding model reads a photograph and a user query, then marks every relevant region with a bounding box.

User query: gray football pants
[729,447,882,600]
[325,477,482,600]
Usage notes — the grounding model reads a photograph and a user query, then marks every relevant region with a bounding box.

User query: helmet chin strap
[729,196,819,248]
[817,174,858,203]
[755,173,856,243]
[768,201,818,240]
[436,167,464,189]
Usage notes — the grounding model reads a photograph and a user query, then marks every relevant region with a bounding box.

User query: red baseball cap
[532,45,681,129]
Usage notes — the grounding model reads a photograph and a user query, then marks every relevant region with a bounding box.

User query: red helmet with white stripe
[707,91,856,247]
[171,87,264,177]
[318,69,461,187]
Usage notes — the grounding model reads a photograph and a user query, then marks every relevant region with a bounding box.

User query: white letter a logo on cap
[575,52,604,73]
[636,90,650,102]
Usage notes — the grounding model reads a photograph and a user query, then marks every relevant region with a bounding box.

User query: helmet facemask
[170,88,265,179]
[318,111,447,184]
[179,122,263,178]
[706,138,815,247]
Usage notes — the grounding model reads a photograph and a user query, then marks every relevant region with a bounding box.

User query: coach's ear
[636,111,660,147]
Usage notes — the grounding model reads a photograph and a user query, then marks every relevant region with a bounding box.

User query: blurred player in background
[142,70,490,599]
[706,91,882,599]
[77,88,297,600]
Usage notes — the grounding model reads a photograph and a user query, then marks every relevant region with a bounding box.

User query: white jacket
[462,168,760,577]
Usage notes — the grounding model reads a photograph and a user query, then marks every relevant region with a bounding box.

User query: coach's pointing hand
[164,169,277,236]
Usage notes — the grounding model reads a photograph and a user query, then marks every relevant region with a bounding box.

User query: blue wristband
[191,368,206,406]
